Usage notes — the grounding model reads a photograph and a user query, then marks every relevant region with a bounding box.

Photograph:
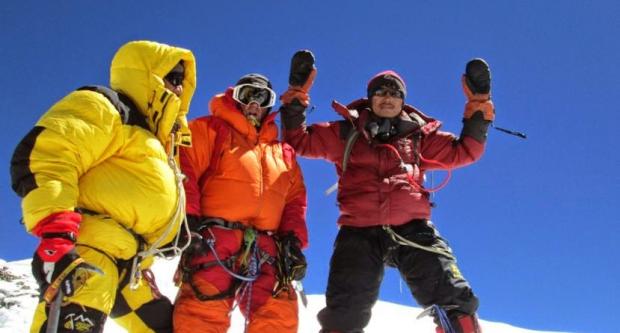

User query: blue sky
[1,1,618,332]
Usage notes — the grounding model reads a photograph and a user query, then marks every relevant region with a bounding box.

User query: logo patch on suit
[63,313,95,332]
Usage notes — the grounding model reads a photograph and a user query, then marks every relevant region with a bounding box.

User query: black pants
[317,220,479,332]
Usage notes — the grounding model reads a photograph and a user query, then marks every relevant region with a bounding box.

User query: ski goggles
[232,84,276,108]
[373,87,403,99]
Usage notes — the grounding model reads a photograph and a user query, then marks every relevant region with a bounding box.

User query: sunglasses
[164,72,184,87]
[373,88,403,99]
[232,84,276,108]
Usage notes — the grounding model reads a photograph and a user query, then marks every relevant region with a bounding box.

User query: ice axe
[46,289,63,333]
[44,262,103,332]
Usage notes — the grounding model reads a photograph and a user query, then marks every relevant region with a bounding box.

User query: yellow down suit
[10,41,196,332]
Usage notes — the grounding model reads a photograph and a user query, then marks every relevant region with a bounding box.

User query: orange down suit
[173,89,308,333]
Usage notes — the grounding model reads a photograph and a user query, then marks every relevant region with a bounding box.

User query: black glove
[32,248,101,303]
[277,233,307,281]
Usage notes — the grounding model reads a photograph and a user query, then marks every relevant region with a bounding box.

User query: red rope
[418,155,452,193]
[376,144,452,193]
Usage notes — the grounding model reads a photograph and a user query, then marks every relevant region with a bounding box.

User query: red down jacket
[283,98,486,228]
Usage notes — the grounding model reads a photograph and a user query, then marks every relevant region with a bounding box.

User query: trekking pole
[46,289,64,333]
[492,124,527,139]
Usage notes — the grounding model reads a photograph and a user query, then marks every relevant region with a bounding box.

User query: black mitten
[281,50,317,106]
[464,58,491,94]
[289,50,316,86]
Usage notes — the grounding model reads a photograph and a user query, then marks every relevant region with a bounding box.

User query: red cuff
[32,211,81,237]
[36,237,74,262]
[33,211,81,262]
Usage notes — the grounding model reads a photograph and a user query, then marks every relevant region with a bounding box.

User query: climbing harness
[177,216,276,328]
[213,226,274,332]
[382,225,455,260]
[201,227,270,283]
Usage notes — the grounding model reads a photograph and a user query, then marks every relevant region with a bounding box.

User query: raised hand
[462,58,494,121]
[281,50,317,107]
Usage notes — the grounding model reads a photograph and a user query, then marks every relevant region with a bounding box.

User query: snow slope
[0,258,567,333]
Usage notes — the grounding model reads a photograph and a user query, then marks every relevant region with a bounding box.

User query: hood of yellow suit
[110,40,196,149]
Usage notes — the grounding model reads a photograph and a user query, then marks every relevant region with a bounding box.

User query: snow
[0,258,567,333]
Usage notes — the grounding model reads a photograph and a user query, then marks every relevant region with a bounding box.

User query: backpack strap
[340,121,360,174]
[197,116,231,186]
[326,121,360,195]
[77,85,149,130]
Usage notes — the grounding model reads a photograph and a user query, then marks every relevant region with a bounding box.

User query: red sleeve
[283,122,344,163]
[420,131,486,170]
[276,147,309,248]
[180,117,214,216]
[180,146,201,215]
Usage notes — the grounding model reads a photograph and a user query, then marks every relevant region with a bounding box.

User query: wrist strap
[41,232,76,243]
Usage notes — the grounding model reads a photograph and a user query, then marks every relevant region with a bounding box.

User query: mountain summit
[0,258,566,333]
